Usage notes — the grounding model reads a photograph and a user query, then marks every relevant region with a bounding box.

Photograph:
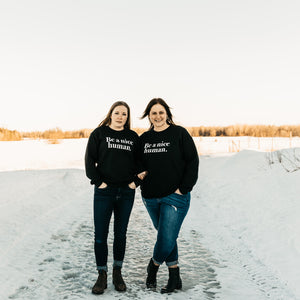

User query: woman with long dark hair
[139,98,199,293]
[85,101,141,294]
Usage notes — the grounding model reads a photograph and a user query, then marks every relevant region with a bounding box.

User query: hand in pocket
[174,188,183,195]
[98,182,108,189]
[128,182,136,189]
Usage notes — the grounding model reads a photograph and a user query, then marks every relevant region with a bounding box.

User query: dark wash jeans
[93,185,135,271]
[142,192,190,266]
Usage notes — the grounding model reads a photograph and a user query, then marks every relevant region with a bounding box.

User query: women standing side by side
[85,101,141,295]
[138,98,199,294]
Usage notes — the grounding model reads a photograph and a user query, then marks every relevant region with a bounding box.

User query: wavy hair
[98,101,131,129]
[141,98,175,130]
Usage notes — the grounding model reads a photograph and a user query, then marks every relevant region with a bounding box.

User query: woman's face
[149,104,168,130]
[110,105,128,130]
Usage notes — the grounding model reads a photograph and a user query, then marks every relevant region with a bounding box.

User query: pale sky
[1,0,299,131]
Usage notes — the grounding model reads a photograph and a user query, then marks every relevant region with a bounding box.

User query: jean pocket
[167,192,190,208]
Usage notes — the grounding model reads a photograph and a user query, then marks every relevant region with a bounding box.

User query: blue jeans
[142,192,190,266]
[93,185,135,271]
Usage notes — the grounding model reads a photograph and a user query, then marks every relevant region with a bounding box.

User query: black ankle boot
[113,267,126,292]
[161,267,182,294]
[92,270,107,294]
[146,258,159,288]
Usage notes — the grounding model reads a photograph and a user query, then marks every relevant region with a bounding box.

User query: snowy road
[1,169,221,300]
[1,140,300,299]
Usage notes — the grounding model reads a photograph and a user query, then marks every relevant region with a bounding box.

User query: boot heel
[177,278,182,290]
[113,267,126,292]
[161,267,182,294]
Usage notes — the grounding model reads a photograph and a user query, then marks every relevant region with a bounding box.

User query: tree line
[186,124,300,137]
[0,128,22,141]
[1,125,300,141]
[0,127,92,141]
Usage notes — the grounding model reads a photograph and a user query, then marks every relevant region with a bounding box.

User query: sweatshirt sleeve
[84,131,103,187]
[178,128,199,194]
[132,133,145,188]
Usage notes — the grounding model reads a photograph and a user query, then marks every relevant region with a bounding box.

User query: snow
[194,136,300,155]
[0,138,300,299]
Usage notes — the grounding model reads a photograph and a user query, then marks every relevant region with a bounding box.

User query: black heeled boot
[146,258,159,288]
[161,267,182,294]
[92,270,107,294]
[113,266,126,292]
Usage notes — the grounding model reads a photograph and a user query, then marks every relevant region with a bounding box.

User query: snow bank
[0,139,86,171]
[0,140,299,299]
[186,148,300,299]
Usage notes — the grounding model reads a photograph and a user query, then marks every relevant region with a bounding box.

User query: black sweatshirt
[140,125,199,198]
[85,126,142,188]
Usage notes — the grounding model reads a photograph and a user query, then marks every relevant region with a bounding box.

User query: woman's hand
[137,171,148,180]
[175,188,183,195]
[98,182,108,189]
[128,182,136,189]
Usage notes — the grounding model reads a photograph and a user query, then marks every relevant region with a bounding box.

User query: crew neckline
[107,125,125,132]
[152,124,172,133]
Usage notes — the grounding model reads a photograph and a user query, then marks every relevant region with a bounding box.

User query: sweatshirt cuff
[92,179,102,187]
[133,175,142,188]
[179,187,189,195]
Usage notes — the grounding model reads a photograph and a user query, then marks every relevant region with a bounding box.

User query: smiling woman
[141,98,175,131]
[148,104,168,131]
[138,98,199,294]
[98,101,131,130]
[110,106,129,131]
[84,101,143,295]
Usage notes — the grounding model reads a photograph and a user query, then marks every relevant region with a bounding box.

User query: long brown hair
[98,101,131,129]
[141,98,175,130]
